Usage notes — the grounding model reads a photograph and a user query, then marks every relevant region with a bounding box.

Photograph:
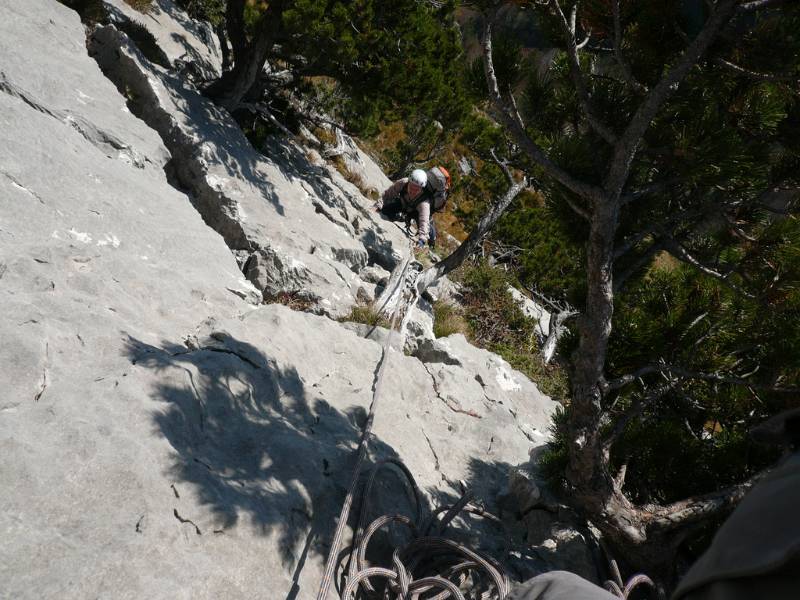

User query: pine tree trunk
[204,2,284,112]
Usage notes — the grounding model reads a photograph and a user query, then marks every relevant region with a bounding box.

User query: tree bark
[204,2,285,112]
[215,23,231,73]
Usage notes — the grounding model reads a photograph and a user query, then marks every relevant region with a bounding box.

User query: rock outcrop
[0,1,579,598]
[89,2,408,318]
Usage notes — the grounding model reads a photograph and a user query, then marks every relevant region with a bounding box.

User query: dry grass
[432,301,469,338]
[338,304,390,328]
[651,251,680,272]
[331,156,378,200]
[123,0,153,13]
[263,291,316,312]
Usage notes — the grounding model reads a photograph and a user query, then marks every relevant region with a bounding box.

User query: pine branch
[415,152,527,292]
[611,0,648,94]
[613,229,654,259]
[482,14,605,205]
[612,238,665,292]
[550,0,618,144]
[620,177,687,205]
[604,0,741,199]
[659,235,755,298]
[716,58,800,83]
[491,148,515,184]
[739,0,789,12]
[644,471,765,532]
[605,363,800,393]
[602,379,677,450]
[239,102,298,140]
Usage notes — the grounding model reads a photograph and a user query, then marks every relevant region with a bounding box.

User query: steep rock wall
[0,1,569,598]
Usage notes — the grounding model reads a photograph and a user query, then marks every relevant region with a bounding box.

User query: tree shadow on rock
[454,455,604,584]
[124,332,405,573]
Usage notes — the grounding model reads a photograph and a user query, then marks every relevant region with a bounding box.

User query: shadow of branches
[124,331,406,572]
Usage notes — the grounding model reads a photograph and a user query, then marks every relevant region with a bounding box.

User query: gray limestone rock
[88,23,406,317]
[359,264,391,286]
[509,462,542,514]
[405,298,436,353]
[103,0,222,80]
[423,275,463,304]
[509,286,551,341]
[0,2,563,598]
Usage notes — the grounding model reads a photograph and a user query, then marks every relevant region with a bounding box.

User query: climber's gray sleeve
[509,571,618,600]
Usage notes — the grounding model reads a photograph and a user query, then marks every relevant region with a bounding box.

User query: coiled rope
[315,246,511,600]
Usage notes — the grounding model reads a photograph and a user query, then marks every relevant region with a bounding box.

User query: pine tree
[202,0,468,135]
[467,0,800,582]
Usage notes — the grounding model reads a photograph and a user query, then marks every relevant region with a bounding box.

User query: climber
[377,166,451,249]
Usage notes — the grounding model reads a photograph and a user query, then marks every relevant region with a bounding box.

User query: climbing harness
[315,244,512,600]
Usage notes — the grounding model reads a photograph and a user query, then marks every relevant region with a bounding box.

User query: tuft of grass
[330,156,378,199]
[338,304,390,328]
[263,291,316,312]
[123,0,154,13]
[432,301,468,338]
[311,126,337,147]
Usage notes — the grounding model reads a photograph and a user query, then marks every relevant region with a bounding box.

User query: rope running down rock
[315,245,512,600]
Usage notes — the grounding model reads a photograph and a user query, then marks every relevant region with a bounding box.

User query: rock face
[88,6,407,318]
[103,0,223,79]
[0,1,570,598]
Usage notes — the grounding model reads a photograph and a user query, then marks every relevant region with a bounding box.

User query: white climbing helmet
[409,169,428,188]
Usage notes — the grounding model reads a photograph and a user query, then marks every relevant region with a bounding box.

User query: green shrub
[537,405,571,492]
[454,260,570,401]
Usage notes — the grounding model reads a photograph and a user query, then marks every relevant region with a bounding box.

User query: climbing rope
[603,558,660,600]
[315,245,511,600]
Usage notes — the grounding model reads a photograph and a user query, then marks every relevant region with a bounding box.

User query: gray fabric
[673,451,800,600]
[679,556,800,600]
[509,571,618,600]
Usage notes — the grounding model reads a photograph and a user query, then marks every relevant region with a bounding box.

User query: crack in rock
[0,73,146,168]
[422,363,481,419]
[89,26,252,251]
[422,429,440,472]
[193,458,212,471]
[173,508,202,535]
[33,342,50,402]
[3,172,44,204]
[143,333,263,371]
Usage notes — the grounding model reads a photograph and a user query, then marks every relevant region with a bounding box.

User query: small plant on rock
[432,301,468,338]
[338,305,390,329]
